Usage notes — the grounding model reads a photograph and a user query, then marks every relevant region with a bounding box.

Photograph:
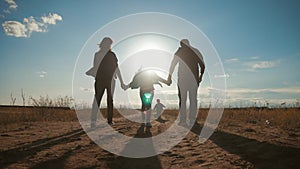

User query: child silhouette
[154,99,165,120]
[124,69,169,127]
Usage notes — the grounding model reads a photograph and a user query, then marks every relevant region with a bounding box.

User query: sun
[139,40,161,51]
[113,33,178,59]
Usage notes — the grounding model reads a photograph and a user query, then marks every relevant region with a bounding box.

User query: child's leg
[153,110,157,118]
[141,112,145,124]
[141,105,145,124]
[146,109,151,126]
[140,90,154,126]
[157,110,162,117]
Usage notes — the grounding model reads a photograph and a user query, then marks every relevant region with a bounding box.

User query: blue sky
[0,0,300,107]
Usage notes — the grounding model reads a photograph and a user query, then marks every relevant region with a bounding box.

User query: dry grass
[219,108,300,131]
[0,106,77,132]
[160,108,300,131]
[0,106,299,132]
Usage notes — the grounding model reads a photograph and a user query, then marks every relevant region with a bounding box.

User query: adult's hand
[197,75,203,86]
[167,75,172,86]
[121,83,130,91]
[125,84,130,91]
[121,83,126,90]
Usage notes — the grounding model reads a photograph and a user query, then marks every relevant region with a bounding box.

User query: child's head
[157,99,160,103]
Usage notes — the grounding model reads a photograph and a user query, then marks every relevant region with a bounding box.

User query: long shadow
[191,123,300,169]
[0,128,85,168]
[107,125,163,169]
[29,150,73,169]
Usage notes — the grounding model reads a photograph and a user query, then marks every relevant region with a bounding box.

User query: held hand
[121,83,126,90]
[122,84,130,91]
[198,76,203,85]
[121,83,130,91]
[167,75,172,86]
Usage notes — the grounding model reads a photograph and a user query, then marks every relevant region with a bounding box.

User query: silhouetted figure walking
[167,39,205,127]
[86,37,125,127]
[124,69,169,127]
[153,99,165,120]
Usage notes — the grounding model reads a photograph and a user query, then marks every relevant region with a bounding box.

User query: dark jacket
[95,51,118,82]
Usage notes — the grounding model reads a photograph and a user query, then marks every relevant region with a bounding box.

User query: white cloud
[2,13,63,38]
[282,81,289,85]
[214,73,229,78]
[36,71,47,78]
[23,16,46,36]
[225,58,239,63]
[250,56,260,60]
[2,21,27,37]
[41,13,63,25]
[252,61,277,69]
[5,0,17,9]
[1,0,17,18]
[3,9,11,14]
[225,87,300,107]
[228,87,300,94]
[245,60,279,71]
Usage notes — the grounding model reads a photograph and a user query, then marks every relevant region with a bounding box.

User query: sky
[0,0,300,107]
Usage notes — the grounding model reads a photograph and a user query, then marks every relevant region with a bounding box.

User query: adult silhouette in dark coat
[167,39,205,127]
[86,37,125,127]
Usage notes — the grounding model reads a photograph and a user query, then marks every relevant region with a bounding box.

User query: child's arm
[157,76,169,85]
[123,84,129,90]
[124,80,141,90]
[124,82,133,91]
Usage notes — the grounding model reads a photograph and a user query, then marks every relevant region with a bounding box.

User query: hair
[99,37,113,49]
[180,39,190,47]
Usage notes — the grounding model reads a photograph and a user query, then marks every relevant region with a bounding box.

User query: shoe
[146,123,152,127]
[108,121,115,125]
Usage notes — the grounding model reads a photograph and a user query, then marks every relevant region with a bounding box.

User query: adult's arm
[167,49,180,85]
[194,48,205,84]
[116,67,125,89]
[157,76,168,85]
[112,52,126,89]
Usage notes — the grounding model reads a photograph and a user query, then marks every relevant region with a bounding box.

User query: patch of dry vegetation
[1,100,299,133]
[220,108,300,131]
[160,108,300,131]
[0,107,77,132]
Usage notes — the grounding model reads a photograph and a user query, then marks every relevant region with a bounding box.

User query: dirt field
[0,106,299,169]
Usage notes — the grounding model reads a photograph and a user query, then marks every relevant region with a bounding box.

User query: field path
[0,116,299,169]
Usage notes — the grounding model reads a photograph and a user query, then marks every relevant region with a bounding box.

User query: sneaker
[108,121,115,125]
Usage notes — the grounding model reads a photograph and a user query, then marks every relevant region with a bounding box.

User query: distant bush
[29,95,74,108]
[0,106,77,132]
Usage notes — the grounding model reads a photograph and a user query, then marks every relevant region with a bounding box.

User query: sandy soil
[0,113,299,169]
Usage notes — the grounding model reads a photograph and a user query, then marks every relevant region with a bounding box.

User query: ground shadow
[191,123,300,169]
[107,125,162,169]
[0,129,84,168]
[29,150,73,169]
